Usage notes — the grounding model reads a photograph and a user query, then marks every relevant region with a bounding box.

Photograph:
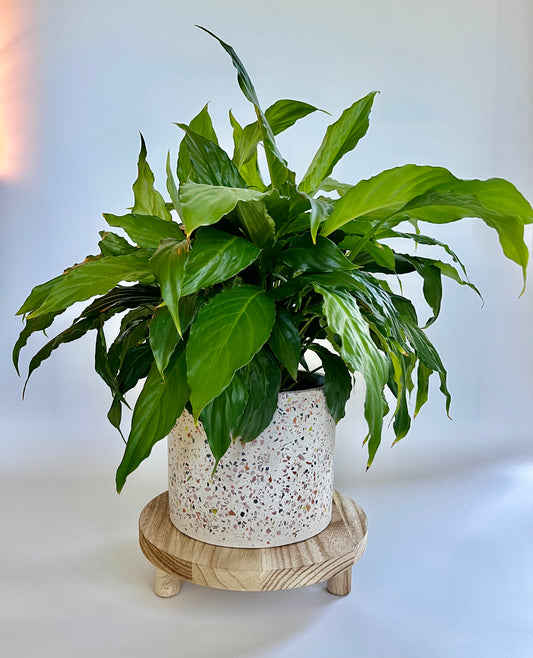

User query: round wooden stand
[139,490,368,597]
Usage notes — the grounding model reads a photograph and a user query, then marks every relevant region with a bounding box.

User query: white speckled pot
[168,387,336,548]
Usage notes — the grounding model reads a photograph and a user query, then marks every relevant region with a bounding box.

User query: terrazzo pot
[168,387,336,548]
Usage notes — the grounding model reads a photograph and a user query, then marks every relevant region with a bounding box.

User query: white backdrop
[2,2,533,657]
[3,0,531,484]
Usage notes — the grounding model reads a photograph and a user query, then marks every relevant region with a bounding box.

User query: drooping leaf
[199,369,248,467]
[103,306,153,376]
[179,181,264,235]
[281,234,357,273]
[76,284,160,321]
[186,284,276,419]
[415,362,432,417]
[13,310,65,375]
[268,307,301,380]
[321,164,455,236]
[309,344,352,422]
[315,285,389,465]
[103,213,184,249]
[26,252,153,318]
[390,182,532,286]
[299,92,377,195]
[132,134,172,221]
[23,316,101,395]
[115,343,189,492]
[17,274,66,316]
[234,348,281,443]
[176,123,245,188]
[95,322,125,403]
[148,305,181,376]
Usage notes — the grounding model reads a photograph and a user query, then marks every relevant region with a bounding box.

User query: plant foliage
[15,28,532,492]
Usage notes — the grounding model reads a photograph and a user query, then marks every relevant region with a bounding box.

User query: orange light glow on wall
[0,0,33,179]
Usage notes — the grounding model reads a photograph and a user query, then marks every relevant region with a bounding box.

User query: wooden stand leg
[154,568,182,597]
[327,566,352,596]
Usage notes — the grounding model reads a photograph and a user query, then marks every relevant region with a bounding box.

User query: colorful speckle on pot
[168,388,336,548]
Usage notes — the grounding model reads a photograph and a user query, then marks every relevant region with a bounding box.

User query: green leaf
[299,92,377,195]
[186,284,276,419]
[149,238,189,335]
[116,343,189,492]
[176,123,245,188]
[415,362,432,417]
[95,322,125,402]
[26,252,153,318]
[17,274,65,316]
[98,231,137,256]
[76,284,160,321]
[317,177,353,197]
[179,182,264,235]
[315,286,389,465]
[321,164,455,236]
[234,348,281,443]
[391,181,532,286]
[309,344,352,422]
[199,369,248,467]
[197,26,289,188]
[281,235,357,273]
[229,110,266,191]
[235,199,275,247]
[104,305,152,376]
[150,228,260,333]
[268,307,301,380]
[116,342,153,395]
[13,310,65,375]
[132,134,172,220]
[103,213,184,249]
[234,99,323,168]
[148,305,181,376]
[178,104,219,186]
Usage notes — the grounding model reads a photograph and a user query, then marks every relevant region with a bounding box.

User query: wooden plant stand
[139,490,367,597]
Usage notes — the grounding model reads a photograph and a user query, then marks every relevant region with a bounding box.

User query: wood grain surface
[139,490,367,594]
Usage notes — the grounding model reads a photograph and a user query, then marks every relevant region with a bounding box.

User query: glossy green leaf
[268,307,301,380]
[150,228,260,333]
[299,92,377,195]
[199,369,248,467]
[132,134,172,221]
[107,307,152,378]
[148,305,181,376]
[235,199,275,247]
[17,274,65,316]
[228,110,266,191]
[391,182,532,285]
[187,284,276,419]
[315,285,389,465]
[309,344,352,422]
[103,213,184,249]
[321,165,455,236]
[176,123,245,188]
[415,362,432,417]
[197,26,289,188]
[234,99,323,168]
[149,238,189,334]
[281,235,357,273]
[98,231,137,256]
[76,284,160,321]
[95,323,124,402]
[234,349,281,443]
[177,103,219,183]
[116,343,189,492]
[179,182,264,235]
[26,252,153,318]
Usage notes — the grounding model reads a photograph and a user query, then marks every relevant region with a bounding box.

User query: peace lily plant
[15,28,531,493]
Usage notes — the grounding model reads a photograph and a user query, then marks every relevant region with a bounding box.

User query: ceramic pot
[167,387,336,548]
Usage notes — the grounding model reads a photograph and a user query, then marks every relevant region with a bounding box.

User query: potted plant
[14,27,531,547]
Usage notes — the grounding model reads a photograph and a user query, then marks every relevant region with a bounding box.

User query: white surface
[2,2,532,656]
[1,453,532,658]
